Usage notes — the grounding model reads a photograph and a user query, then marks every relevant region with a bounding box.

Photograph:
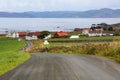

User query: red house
[54,31,68,37]
[33,32,40,36]
[18,32,27,38]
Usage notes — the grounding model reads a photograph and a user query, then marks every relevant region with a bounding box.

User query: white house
[6,31,19,38]
[25,32,40,40]
[88,31,102,36]
[6,31,39,39]
[70,35,79,39]
[25,36,38,40]
[12,32,19,38]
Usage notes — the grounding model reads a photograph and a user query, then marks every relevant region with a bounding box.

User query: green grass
[46,41,120,61]
[30,39,120,62]
[50,36,120,41]
[0,38,30,76]
[45,42,85,47]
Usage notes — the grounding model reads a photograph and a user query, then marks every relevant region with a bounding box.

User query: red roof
[54,31,68,37]
[18,32,27,38]
[18,31,40,38]
[26,32,40,36]
[33,32,40,36]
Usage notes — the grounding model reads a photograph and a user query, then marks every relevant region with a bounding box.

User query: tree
[108,27,113,31]
[38,31,50,39]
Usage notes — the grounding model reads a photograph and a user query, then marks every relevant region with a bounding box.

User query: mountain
[0,8,120,18]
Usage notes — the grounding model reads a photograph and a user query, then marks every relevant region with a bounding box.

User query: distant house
[25,36,38,40]
[25,32,40,40]
[18,32,27,38]
[6,31,19,38]
[88,31,102,36]
[82,28,92,35]
[54,31,68,37]
[70,35,79,39]
[33,32,41,36]
[6,31,40,40]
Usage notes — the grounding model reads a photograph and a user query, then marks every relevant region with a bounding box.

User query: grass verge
[0,38,30,76]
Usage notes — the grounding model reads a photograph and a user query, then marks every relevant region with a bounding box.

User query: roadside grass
[0,38,30,76]
[49,41,120,61]
[29,38,120,62]
[49,36,120,41]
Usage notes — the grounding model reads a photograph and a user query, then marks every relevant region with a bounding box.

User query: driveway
[0,53,120,80]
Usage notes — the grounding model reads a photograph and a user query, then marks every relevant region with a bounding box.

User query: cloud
[0,0,120,12]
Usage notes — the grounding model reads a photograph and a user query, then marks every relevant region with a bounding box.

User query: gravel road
[0,53,120,80]
[19,41,33,52]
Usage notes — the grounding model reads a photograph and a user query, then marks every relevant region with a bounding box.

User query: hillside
[0,8,120,18]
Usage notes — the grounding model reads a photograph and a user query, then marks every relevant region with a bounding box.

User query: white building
[70,35,79,39]
[88,31,102,36]
[25,36,38,40]
[6,31,19,38]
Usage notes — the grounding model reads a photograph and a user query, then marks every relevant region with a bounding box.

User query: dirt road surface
[0,53,120,80]
[19,41,33,52]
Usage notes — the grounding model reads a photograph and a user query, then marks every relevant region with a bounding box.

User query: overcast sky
[0,0,120,12]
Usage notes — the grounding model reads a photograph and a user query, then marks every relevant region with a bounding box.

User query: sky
[0,0,120,12]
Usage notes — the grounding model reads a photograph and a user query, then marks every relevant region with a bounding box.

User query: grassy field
[49,36,120,41]
[0,38,30,76]
[29,36,120,62]
[48,41,120,61]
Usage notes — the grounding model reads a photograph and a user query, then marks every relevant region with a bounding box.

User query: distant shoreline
[0,8,120,18]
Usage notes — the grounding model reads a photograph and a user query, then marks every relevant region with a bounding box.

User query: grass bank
[47,42,120,61]
[29,39,120,62]
[0,38,30,76]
